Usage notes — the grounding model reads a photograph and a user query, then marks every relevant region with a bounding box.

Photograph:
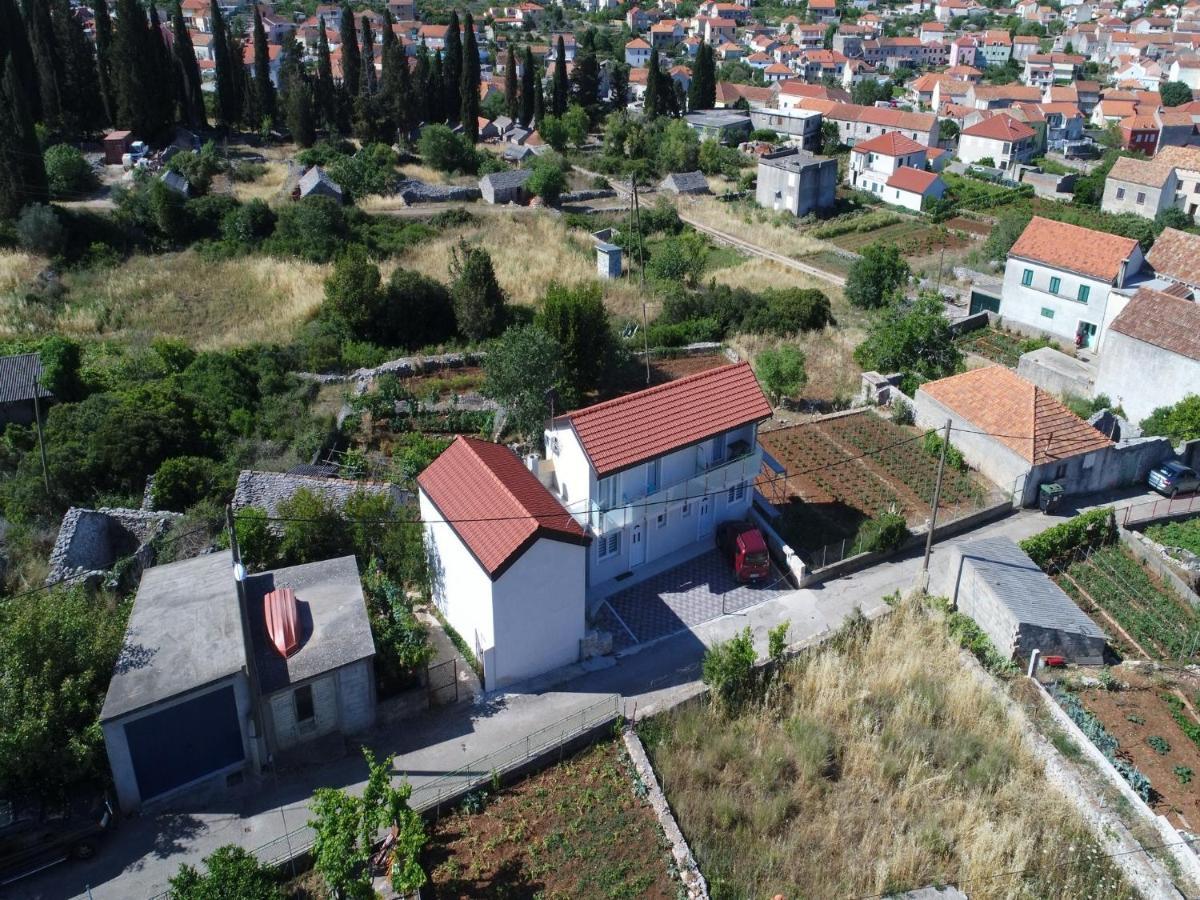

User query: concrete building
[543,362,771,599]
[789,98,941,147]
[913,366,1118,505]
[1101,155,1178,219]
[596,242,623,278]
[748,106,824,150]
[479,168,534,204]
[999,216,1145,350]
[1153,145,1200,218]
[958,113,1036,170]
[884,166,946,211]
[682,109,753,144]
[847,130,929,196]
[1094,287,1200,425]
[947,537,1108,664]
[418,436,591,689]
[756,147,838,216]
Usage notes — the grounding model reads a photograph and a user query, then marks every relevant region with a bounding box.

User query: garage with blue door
[100,552,254,813]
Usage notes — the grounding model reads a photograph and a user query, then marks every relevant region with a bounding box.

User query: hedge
[1020,507,1116,569]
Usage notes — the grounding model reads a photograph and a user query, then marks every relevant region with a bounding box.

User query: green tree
[27,0,65,131]
[687,40,716,111]
[251,7,276,125]
[648,232,709,286]
[168,845,282,900]
[1140,394,1200,440]
[152,455,227,511]
[359,15,377,97]
[538,113,568,151]
[483,324,564,438]
[172,0,207,128]
[1,0,41,122]
[38,334,84,400]
[210,0,240,127]
[0,585,130,798]
[983,208,1032,260]
[755,346,807,403]
[938,118,960,141]
[658,117,700,172]
[845,242,910,309]
[536,281,615,404]
[504,46,518,119]
[644,46,663,118]
[315,18,338,131]
[443,10,463,123]
[551,35,569,116]
[820,120,841,155]
[276,488,344,565]
[562,103,590,149]
[418,123,477,173]
[324,246,383,339]
[460,12,480,142]
[1160,80,1193,107]
[234,507,279,571]
[17,202,66,256]
[0,52,48,217]
[338,3,361,107]
[384,268,456,349]
[701,625,757,708]
[93,0,116,122]
[525,152,568,204]
[44,144,96,199]
[570,32,599,111]
[520,46,535,126]
[450,241,507,342]
[853,293,962,387]
[54,0,106,134]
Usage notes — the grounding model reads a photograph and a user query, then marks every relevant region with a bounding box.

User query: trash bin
[1038,482,1064,515]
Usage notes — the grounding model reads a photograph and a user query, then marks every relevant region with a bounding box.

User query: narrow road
[677,213,848,287]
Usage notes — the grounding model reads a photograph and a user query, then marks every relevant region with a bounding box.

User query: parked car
[717,520,771,583]
[1147,461,1200,497]
[0,791,113,886]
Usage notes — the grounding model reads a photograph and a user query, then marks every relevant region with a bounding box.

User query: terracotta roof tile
[1110,287,1200,360]
[1154,143,1200,170]
[962,112,1035,141]
[417,436,588,579]
[1146,227,1200,286]
[921,366,1113,464]
[561,362,772,477]
[852,130,926,156]
[886,166,940,193]
[1009,216,1139,282]
[1107,154,1174,187]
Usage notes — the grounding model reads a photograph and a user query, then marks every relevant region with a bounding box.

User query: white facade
[420,493,587,688]
[958,131,1034,168]
[1094,331,1200,424]
[848,142,928,193]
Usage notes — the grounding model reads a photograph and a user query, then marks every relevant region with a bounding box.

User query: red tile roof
[852,130,926,156]
[560,362,772,478]
[886,165,940,193]
[1009,216,1139,282]
[417,436,588,579]
[920,366,1113,465]
[962,112,1035,141]
[1110,287,1200,361]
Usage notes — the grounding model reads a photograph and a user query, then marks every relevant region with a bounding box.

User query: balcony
[581,445,760,534]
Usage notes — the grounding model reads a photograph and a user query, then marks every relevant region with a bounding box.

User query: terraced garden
[758,411,996,558]
[826,219,969,255]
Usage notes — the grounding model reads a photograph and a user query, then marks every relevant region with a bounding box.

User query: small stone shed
[296,165,345,203]
[658,171,710,194]
[46,507,182,587]
[479,168,533,204]
[946,536,1108,665]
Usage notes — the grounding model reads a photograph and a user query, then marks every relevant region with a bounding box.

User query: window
[1049,276,1061,294]
[549,435,559,456]
[295,684,315,723]
[727,481,747,503]
[1022,268,1033,286]
[1115,186,1126,200]
[1040,307,1055,319]
[646,458,661,494]
[1053,464,1068,479]
[896,189,901,198]
[597,531,621,560]
[1077,285,1090,303]
[682,498,692,517]
[1136,191,1146,205]
[656,511,667,528]
[598,475,618,510]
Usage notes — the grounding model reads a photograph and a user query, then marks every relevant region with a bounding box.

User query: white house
[847,130,929,195]
[625,37,652,67]
[958,113,1036,169]
[885,165,946,211]
[543,362,773,598]
[999,216,1145,350]
[418,436,591,688]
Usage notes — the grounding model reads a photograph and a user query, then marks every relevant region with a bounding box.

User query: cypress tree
[443,10,462,124]
[520,45,534,126]
[54,0,105,132]
[360,15,376,96]
[504,46,517,120]
[112,0,167,137]
[430,49,445,123]
[228,30,250,127]
[148,3,178,130]
[609,63,628,112]
[252,7,275,124]
[571,32,598,111]
[280,34,314,147]
[551,35,567,117]
[644,46,660,118]
[460,12,479,142]
[382,34,411,139]
[26,0,64,129]
[381,10,395,55]
[533,70,544,128]
[2,0,40,122]
[210,0,237,127]
[171,0,205,127]
[413,45,431,124]
[688,41,715,111]
[315,18,337,132]
[0,53,48,217]
[93,0,115,124]
[338,4,360,95]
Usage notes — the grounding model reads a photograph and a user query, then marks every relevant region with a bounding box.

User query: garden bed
[757,410,994,555]
[826,220,970,255]
[421,737,680,898]
[955,325,1065,368]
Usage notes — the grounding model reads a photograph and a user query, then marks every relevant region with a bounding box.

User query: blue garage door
[124,685,244,801]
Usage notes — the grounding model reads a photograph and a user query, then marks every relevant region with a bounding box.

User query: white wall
[1094,332,1200,424]
[545,421,595,520]
[491,539,587,686]
[419,491,497,679]
[1000,255,1130,348]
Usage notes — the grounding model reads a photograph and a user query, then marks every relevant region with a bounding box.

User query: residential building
[1093,287,1200,423]
[885,165,947,211]
[542,362,772,597]
[847,130,930,195]
[999,216,1145,349]
[1146,226,1200,294]
[978,29,1013,67]
[756,146,839,215]
[1022,52,1084,87]
[418,436,590,688]
[479,169,533,204]
[1101,154,1179,218]
[714,82,776,108]
[683,109,753,143]
[625,37,652,66]
[791,98,941,146]
[749,106,824,149]
[957,113,1036,169]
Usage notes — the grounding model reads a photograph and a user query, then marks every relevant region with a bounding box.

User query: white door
[697,496,714,538]
[630,521,646,567]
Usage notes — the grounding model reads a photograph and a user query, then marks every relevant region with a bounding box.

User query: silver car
[1147,461,1200,497]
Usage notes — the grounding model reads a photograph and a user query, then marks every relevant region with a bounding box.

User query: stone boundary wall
[1119,527,1200,608]
[46,507,182,586]
[295,351,486,391]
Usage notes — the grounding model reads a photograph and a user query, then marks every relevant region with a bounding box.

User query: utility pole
[921,418,952,577]
[31,372,49,497]
[935,246,945,295]
[632,176,650,384]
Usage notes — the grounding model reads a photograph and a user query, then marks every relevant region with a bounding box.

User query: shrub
[946,611,1017,676]
[265,196,348,262]
[845,243,910,310]
[235,507,280,571]
[44,145,96,199]
[152,456,229,511]
[525,154,568,205]
[16,203,66,256]
[922,431,966,471]
[1019,507,1116,569]
[1140,394,1200,442]
[755,346,807,403]
[862,511,909,554]
[647,232,708,286]
[702,625,757,708]
[419,124,479,175]
[38,335,84,401]
[768,620,790,662]
[644,317,722,348]
[220,198,277,247]
[1175,765,1193,785]
[168,845,282,900]
[1148,735,1171,755]
[326,143,399,200]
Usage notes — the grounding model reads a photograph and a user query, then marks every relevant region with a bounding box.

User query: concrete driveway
[595,550,793,653]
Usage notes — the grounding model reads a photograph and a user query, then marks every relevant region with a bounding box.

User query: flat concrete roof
[1020,345,1096,381]
[955,537,1106,638]
[245,555,375,695]
[101,551,246,722]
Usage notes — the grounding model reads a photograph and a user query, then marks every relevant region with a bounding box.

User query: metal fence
[146,693,624,893]
[1121,494,1200,529]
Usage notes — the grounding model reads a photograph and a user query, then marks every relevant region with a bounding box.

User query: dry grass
[733,326,864,403]
[0,251,46,296]
[641,602,1136,900]
[0,251,327,349]
[392,212,654,319]
[230,160,291,204]
[675,196,833,260]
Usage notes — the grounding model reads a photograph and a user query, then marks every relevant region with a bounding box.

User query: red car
[717,521,771,583]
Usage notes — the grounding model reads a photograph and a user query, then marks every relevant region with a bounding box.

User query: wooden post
[921,418,952,575]
[31,373,49,497]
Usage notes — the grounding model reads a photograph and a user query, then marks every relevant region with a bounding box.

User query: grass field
[827,219,968,255]
[1145,516,1200,556]
[0,250,327,349]
[422,737,679,898]
[675,196,832,259]
[638,601,1136,900]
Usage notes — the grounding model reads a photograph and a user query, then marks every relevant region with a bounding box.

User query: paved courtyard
[595,550,793,652]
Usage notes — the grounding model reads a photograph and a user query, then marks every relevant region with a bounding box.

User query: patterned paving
[598,550,792,652]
